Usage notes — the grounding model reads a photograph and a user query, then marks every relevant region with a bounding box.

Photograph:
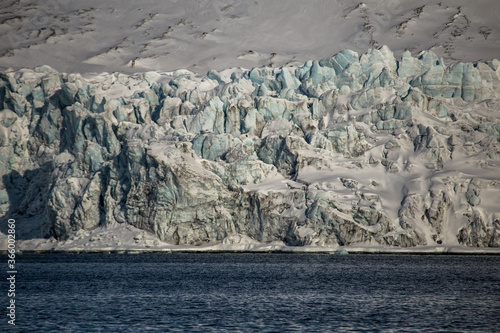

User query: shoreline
[5,245,500,255]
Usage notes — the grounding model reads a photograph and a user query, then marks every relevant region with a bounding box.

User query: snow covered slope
[0,1,499,252]
[0,0,499,74]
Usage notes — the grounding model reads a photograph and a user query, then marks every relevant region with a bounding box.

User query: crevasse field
[0,0,500,253]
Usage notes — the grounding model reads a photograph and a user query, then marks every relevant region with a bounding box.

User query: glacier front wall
[1,46,500,248]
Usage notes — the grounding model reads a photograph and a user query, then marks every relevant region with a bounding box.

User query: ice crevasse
[1,45,500,248]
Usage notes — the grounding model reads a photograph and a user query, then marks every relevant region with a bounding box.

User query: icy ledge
[10,224,500,255]
[1,46,500,252]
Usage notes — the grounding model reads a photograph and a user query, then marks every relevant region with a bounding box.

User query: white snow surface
[0,0,499,75]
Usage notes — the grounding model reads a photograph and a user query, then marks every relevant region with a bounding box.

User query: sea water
[2,253,499,332]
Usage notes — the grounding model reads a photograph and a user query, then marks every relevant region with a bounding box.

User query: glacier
[1,46,500,251]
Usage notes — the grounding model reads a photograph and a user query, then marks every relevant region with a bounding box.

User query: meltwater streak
[3,254,500,332]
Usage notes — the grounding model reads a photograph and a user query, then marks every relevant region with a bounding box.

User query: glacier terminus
[1,46,500,252]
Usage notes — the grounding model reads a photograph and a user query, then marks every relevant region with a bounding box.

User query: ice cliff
[1,46,500,249]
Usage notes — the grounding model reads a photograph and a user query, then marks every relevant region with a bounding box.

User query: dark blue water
[1,253,499,332]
